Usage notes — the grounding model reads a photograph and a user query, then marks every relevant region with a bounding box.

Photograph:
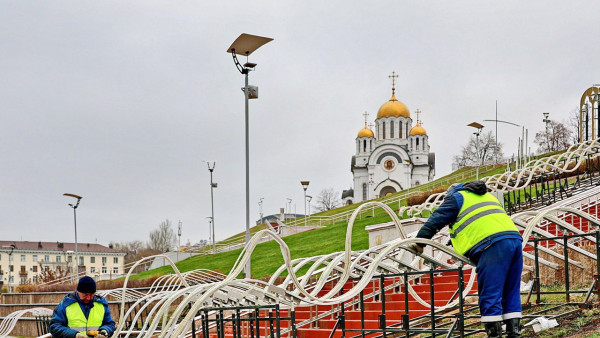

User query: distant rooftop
[0,240,125,254]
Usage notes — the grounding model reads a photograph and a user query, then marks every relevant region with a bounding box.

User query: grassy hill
[132,159,546,280]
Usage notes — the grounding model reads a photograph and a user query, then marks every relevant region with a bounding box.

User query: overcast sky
[1,1,598,247]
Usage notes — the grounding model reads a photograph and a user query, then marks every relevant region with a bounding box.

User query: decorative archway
[379,186,397,197]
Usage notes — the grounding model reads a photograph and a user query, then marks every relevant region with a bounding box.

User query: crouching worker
[50,276,116,338]
[409,181,523,337]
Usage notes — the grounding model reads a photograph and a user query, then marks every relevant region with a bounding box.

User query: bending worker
[410,181,523,338]
[50,276,116,338]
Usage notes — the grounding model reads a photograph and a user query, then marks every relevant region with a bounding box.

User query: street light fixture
[543,112,551,152]
[300,181,310,226]
[63,193,82,278]
[2,244,15,292]
[227,33,273,279]
[467,122,484,180]
[205,161,217,253]
[258,198,264,225]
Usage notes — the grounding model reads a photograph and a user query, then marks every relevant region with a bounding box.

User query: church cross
[415,109,422,125]
[388,71,399,94]
[363,111,369,127]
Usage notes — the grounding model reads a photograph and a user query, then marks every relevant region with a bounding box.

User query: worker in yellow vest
[411,181,523,338]
[50,276,115,338]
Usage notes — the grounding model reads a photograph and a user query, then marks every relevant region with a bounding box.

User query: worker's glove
[76,333,87,338]
[409,243,424,255]
[97,330,109,338]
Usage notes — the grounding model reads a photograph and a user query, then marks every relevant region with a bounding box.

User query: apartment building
[0,240,126,289]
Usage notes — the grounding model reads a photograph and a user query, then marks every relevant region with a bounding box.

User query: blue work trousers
[472,238,523,322]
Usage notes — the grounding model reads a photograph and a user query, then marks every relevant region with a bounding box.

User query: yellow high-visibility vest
[449,191,519,255]
[65,301,105,334]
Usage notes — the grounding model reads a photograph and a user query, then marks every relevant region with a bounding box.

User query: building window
[79,257,84,265]
[32,255,37,262]
[32,276,37,283]
[20,255,25,262]
[113,257,119,264]
[102,267,107,274]
[20,266,26,274]
[67,256,72,262]
[90,267,96,273]
[102,257,107,265]
[406,123,409,137]
[44,255,50,262]
[9,276,13,283]
[416,138,419,147]
[390,121,394,138]
[90,257,95,263]
[382,122,386,139]
[113,267,118,274]
[56,256,61,263]
[32,265,37,273]
[9,265,13,272]
[399,121,403,138]
[363,140,366,152]
[362,183,367,200]
[20,276,26,285]
[9,255,13,262]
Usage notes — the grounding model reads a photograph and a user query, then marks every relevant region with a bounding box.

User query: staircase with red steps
[207,269,478,338]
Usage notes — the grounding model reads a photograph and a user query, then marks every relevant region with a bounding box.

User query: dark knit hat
[77,276,96,293]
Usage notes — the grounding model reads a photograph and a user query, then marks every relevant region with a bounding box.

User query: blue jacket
[415,181,521,258]
[49,292,116,338]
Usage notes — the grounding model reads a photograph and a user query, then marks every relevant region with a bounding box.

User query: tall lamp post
[306,195,312,216]
[227,33,273,278]
[206,217,213,252]
[543,112,551,152]
[63,193,82,277]
[177,220,182,262]
[206,161,217,253]
[300,181,310,226]
[2,244,15,292]
[258,198,264,225]
[467,122,484,180]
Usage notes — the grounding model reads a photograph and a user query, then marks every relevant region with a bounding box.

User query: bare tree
[567,107,580,144]
[452,131,503,169]
[316,188,340,211]
[534,119,573,153]
[109,240,147,265]
[148,220,177,252]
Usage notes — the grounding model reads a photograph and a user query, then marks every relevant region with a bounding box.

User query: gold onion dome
[377,93,410,119]
[357,126,374,138]
[409,123,427,136]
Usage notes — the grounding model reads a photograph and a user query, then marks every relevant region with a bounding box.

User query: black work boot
[504,318,521,337]
[484,321,503,337]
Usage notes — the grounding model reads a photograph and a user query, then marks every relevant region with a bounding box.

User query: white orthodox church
[342,75,435,205]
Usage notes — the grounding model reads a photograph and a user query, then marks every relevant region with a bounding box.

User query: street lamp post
[543,112,551,152]
[63,193,82,277]
[467,122,484,180]
[227,33,273,279]
[306,195,312,216]
[206,217,213,253]
[2,245,15,292]
[300,181,310,226]
[206,161,217,253]
[286,198,292,221]
[177,220,182,262]
[258,198,264,225]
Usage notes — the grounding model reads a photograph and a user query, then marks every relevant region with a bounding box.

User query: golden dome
[377,93,410,119]
[357,126,374,138]
[409,124,427,136]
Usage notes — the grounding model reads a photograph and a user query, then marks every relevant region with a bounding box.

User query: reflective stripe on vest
[65,301,105,333]
[449,191,519,255]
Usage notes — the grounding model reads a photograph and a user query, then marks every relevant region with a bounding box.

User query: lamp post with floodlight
[206,161,217,253]
[227,33,273,278]
[63,193,82,277]
[467,122,484,180]
[300,181,310,226]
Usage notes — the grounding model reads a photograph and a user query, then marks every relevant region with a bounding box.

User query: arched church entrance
[379,186,397,197]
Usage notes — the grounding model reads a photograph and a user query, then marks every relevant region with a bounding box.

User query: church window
[362,183,367,200]
[363,140,366,152]
[406,123,409,137]
[416,138,419,147]
[370,140,373,149]
[390,121,394,138]
[382,122,386,139]
[399,121,403,138]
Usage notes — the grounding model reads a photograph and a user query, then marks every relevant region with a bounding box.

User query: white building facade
[0,240,126,290]
[343,84,435,204]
